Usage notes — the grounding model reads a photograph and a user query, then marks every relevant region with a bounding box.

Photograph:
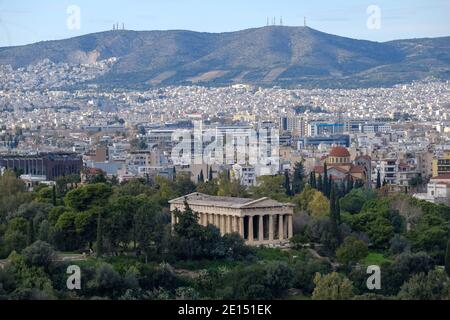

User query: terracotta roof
[349,165,365,173]
[83,167,104,174]
[329,146,350,158]
[314,166,324,174]
[431,173,450,180]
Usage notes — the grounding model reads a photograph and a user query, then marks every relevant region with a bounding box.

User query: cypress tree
[335,195,341,224]
[309,171,314,187]
[340,180,346,196]
[199,170,204,183]
[330,185,336,219]
[208,165,213,181]
[312,171,316,189]
[292,162,305,194]
[323,162,329,196]
[52,185,57,206]
[445,239,450,277]
[376,170,381,189]
[284,169,292,196]
[329,185,340,244]
[96,211,104,257]
[317,174,323,192]
[348,175,354,192]
[328,175,333,198]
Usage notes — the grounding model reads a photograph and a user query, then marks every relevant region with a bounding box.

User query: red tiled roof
[349,165,365,173]
[329,146,350,157]
[431,173,450,180]
[83,167,104,174]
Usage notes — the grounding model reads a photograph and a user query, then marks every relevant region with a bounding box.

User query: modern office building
[0,152,83,181]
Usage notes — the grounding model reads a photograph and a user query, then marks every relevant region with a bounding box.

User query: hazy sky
[0,0,449,47]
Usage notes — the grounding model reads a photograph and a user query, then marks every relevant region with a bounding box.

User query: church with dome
[313,146,372,187]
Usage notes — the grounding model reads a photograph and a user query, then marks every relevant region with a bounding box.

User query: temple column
[220,215,225,235]
[288,215,293,239]
[269,215,274,241]
[258,215,264,242]
[239,217,244,238]
[248,216,254,243]
[227,216,232,234]
[278,214,284,240]
[171,212,176,231]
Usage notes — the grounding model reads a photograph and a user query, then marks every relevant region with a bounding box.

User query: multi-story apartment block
[432,150,450,177]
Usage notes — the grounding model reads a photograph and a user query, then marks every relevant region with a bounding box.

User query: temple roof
[169,192,294,209]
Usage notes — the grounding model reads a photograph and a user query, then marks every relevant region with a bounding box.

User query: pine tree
[52,185,57,206]
[445,239,450,277]
[284,169,292,196]
[96,211,104,257]
[376,170,381,189]
[309,171,314,187]
[292,162,305,194]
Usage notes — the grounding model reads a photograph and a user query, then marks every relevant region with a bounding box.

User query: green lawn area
[173,258,244,271]
[362,252,392,265]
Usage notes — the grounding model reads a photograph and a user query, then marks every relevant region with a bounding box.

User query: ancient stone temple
[169,193,294,246]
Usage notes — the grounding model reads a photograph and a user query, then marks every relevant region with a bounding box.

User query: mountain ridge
[0,26,449,89]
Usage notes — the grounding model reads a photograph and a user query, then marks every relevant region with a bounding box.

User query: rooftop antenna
[273,16,276,25]
[280,16,283,26]
[266,17,269,26]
